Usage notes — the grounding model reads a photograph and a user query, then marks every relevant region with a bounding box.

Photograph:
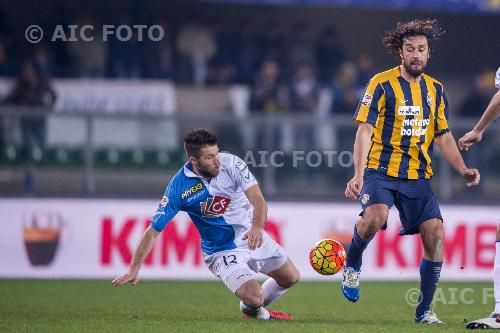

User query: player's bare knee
[278,269,300,288]
[358,214,386,239]
[240,286,264,308]
[245,290,264,308]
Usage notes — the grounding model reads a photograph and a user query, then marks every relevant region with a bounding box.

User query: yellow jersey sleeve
[435,85,450,137]
[354,77,385,126]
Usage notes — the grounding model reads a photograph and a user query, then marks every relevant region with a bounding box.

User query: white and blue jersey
[150,153,258,256]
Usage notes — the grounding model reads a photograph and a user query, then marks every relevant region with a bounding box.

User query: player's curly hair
[184,128,218,158]
[383,19,445,59]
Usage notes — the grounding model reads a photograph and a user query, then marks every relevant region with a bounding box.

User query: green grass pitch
[0,279,492,332]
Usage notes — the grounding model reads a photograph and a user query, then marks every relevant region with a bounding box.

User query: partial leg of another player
[415,218,444,325]
[342,203,389,302]
[466,223,500,329]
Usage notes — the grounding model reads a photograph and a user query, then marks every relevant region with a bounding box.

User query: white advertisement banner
[0,79,176,115]
[0,199,498,281]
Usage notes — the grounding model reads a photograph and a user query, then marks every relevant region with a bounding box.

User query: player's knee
[278,269,300,288]
[241,287,264,308]
[358,214,386,238]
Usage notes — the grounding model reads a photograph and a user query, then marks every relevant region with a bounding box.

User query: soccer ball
[309,239,346,275]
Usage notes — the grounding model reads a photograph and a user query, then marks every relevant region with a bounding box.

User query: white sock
[262,278,289,307]
[494,242,500,314]
[240,301,270,320]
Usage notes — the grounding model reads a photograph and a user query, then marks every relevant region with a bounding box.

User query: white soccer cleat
[466,313,500,329]
[415,310,445,325]
[341,267,360,302]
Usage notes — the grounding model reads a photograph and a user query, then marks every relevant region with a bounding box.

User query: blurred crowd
[0,10,497,134]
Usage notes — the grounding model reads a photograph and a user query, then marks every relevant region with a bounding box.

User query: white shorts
[204,231,288,293]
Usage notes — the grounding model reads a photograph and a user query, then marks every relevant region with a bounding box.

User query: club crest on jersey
[181,182,203,200]
[426,94,433,107]
[361,93,373,106]
[361,194,369,205]
[200,195,231,218]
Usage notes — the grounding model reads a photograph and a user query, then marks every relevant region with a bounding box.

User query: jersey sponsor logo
[401,127,428,136]
[402,118,430,127]
[398,105,421,116]
[400,118,430,137]
[181,182,203,200]
[159,196,169,208]
[187,190,206,203]
[200,195,231,218]
[361,93,373,106]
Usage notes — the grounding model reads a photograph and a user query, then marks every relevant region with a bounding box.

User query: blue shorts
[359,169,443,235]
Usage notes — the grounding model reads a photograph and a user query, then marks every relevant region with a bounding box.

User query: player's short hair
[383,19,445,59]
[183,128,218,158]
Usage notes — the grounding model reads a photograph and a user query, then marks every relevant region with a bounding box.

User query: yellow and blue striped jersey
[354,67,450,179]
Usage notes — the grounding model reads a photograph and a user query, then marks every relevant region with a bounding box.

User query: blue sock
[416,258,442,319]
[345,226,373,271]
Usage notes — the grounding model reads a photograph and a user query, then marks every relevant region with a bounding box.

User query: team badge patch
[426,94,433,108]
[361,93,373,106]
[361,194,369,205]
[159,196,169,208]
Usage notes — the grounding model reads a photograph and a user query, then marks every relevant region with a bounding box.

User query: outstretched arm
[458,89,500,150]
[112,226,160,286]
[435,132,480,187]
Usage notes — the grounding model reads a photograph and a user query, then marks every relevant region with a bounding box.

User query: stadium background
[0,0,499,331]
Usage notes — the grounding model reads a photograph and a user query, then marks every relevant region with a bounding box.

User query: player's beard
[197,162,219,179]
[403,59,427,78]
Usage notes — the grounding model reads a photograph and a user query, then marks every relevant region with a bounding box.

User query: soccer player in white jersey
[113,128,300,321]
[460,67,500,330]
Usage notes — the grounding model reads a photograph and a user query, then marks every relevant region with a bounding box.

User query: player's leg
[347,203,389,270]
[393,176,445,324]
[342,203,389,302]
[416,218,444,323]
[466,224,500,329]
[236,279,271,319]
[494,224,500,315]
[262,259,300,307]
[345,170,395,275]
[244,232,296,320]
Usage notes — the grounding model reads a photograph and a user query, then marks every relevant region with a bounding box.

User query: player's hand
[243,227,263,251]
[461,168,480,187]
[458,129,483,151]
[112,269,139,286]
[345,175,363,200]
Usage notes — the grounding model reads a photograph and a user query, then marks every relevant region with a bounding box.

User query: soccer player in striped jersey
[342,19,480,325]
[460,67,500,330]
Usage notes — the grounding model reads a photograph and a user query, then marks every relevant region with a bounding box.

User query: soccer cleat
[341,267,360,302]
[415,310,445,325]
[268,310,294,321]
[466,313,500,329]
[241,309,294,321]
